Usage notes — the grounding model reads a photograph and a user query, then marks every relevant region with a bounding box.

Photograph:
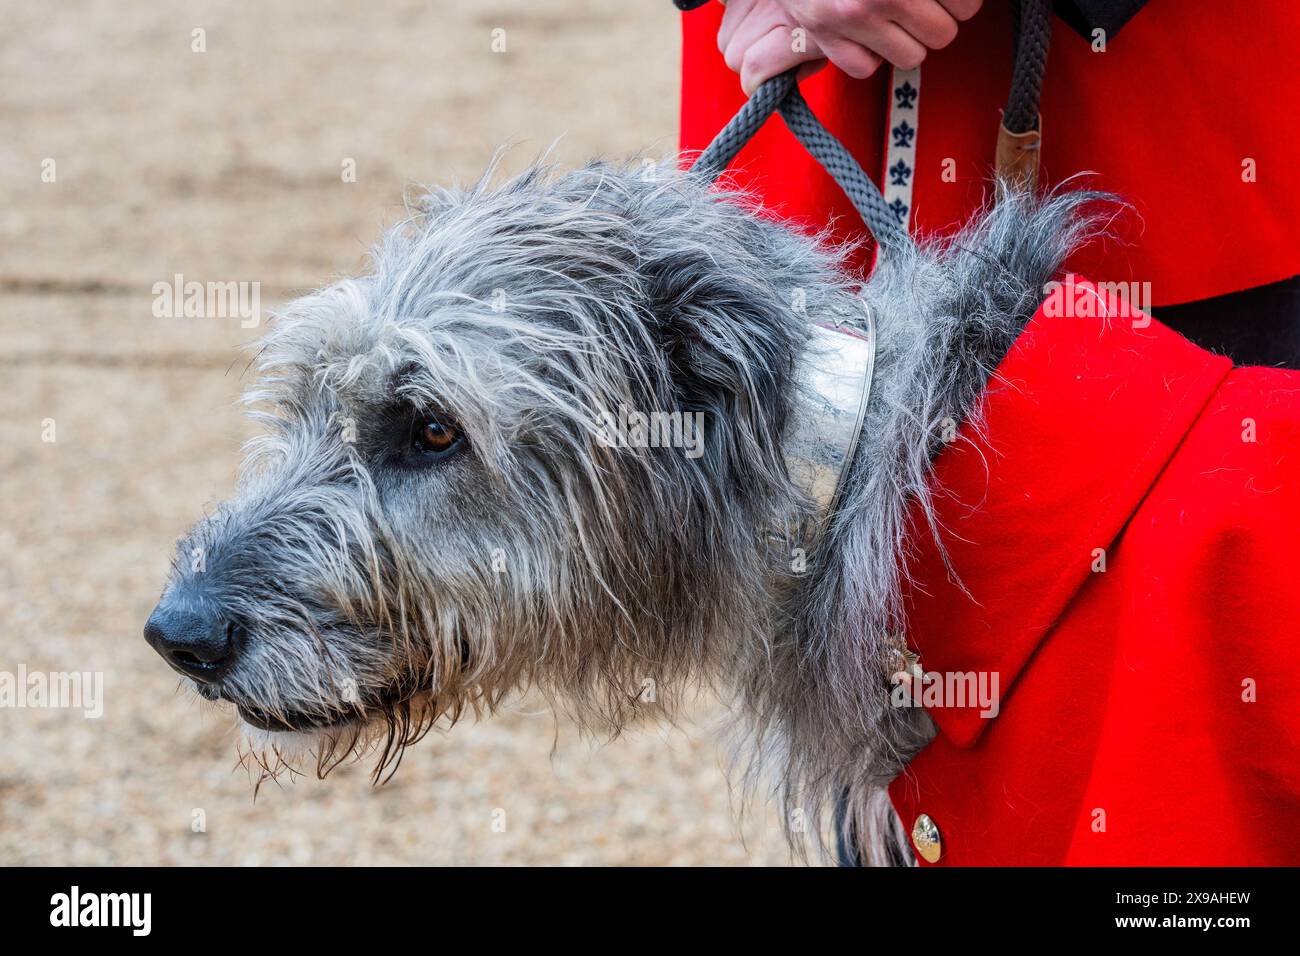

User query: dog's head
[145,160,858,774]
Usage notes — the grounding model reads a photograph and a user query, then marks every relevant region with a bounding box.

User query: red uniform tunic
[681,3,1300,863]
[889,281,1300,865]
[680,1,1300,305]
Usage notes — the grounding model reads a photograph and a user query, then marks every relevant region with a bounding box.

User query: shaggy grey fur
[153,157,1102,864]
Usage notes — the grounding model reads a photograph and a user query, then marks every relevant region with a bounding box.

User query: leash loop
[688,0,1053,243]
[689,69,911,255]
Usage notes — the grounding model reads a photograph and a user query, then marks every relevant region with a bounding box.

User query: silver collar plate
[782,307,877,517]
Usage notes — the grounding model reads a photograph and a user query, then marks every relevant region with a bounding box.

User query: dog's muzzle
[143,594,245,684]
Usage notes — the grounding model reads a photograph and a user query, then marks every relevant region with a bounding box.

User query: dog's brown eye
[412,416,461,456]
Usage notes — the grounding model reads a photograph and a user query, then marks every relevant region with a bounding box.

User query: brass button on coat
[911,813,942,863]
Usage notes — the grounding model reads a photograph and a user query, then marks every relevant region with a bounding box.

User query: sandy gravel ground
[0,0,797,865]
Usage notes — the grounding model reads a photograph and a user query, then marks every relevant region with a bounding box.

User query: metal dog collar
[783,303,877,518]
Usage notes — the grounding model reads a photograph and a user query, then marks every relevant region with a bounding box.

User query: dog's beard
[234,686,464,785]
[224,633,488,785]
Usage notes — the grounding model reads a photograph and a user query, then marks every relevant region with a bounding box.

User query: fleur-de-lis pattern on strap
[883,67,920,235]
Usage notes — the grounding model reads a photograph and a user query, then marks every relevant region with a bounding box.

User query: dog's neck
[746,186,1102,863]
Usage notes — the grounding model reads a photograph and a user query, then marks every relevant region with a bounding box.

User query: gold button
[911,813,942,863]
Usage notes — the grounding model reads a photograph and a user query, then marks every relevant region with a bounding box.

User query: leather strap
[995,115,1042,188]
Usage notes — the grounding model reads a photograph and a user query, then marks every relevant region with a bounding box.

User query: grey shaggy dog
[147,157,1101,865]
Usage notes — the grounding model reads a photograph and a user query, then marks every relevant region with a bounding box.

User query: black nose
[144,602,241,682]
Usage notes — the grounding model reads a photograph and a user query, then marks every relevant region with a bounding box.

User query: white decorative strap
[883,66,921,232]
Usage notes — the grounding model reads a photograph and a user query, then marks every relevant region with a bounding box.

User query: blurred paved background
[0,0,795,865]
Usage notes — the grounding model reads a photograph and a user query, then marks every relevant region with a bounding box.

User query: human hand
[718,0,983,94]
[718,0,829,96]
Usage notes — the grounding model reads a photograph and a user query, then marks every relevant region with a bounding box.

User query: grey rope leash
[688,0,1053,228]
[777,84,911,255]
[689,68,912,256]
[689,68,796,182]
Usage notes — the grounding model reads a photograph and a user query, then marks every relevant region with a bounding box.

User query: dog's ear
[611,166,858,494]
